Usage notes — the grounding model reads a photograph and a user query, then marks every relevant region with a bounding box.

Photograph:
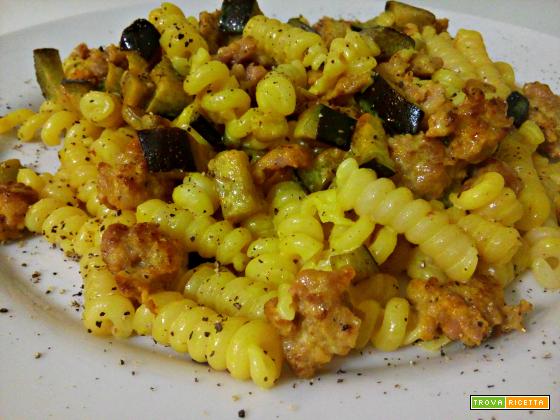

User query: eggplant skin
[219,0,260,34]
[120,19,161,61]
[506,91,529,128]
[358,74,424,135]
[190,116,225,150]
[138,127,195,172]
[317,105,357,150]
[357,26,414,61]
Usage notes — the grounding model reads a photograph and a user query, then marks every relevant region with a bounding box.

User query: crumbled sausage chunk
[101,222,186,302]
[64,43,126,84]
[326,71,372,100]
[252,144,312,186]
[389,132,452,199]
[265,267,361,378]
[313,17,351,47]
[410,52,443,78]
[407,277,532,347]
[97,138,176,211]
[523,81,560,158]
[448,81,512,163]
[231,63,268,97]
[0,182,38,242]
[216,36,258,65]
[198,10,222,54]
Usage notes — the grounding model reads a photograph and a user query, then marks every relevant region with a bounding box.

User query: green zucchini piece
[138,127,196,172]
[147,58,190,118]
[330,246,378,282]
[208,150,265,222]
[33,48,64,100]
[357,74,424,135]
[58,79,94,111]
[105,63,125,94]
[506,91,529,128]
[219,0,261,34]
[297,148,345,192]
[287,16,317,33]
[121,71,154,108]
[0,159,22,184]
[350,114,396,178]
[385,1,436,30]
[356,26,414,61]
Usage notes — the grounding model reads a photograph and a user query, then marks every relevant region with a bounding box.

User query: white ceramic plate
[1,2,559,419]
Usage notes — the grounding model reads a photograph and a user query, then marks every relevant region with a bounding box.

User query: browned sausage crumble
[97,138,176,211]
[407,277,532,347]
[101,222,186,302]
[265,267,361,378]
[0,182,38,242]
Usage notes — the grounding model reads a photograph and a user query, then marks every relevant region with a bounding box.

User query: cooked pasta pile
[1,1,559,387]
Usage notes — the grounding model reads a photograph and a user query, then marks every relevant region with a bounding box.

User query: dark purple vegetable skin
[317,105,357,150]
[120,19,161,61]
[138,127,196,172]
[190,116,225,150]
[357,74,424,135]
[219,0,260,34]
[506,91,529,127]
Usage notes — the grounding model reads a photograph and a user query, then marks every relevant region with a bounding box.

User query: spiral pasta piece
[310,30,378,96]
[137,199,253,271]
[172,172,219,216]
[269,181,324,263]
[0,109,35,134]
[244,15,328,70]
[457,214,521,264]
[454,29,510,98]
[80,253,135,338]
[244,237,299,285]
[422,26,477,81]
[41,206,89,254]
[41,110,80,146]
[24,198,66,234]
[354,297,424,351]
[471,186,524,226]
[184,48,251,124]
[450,172,505,210]
[183,263,278,320]
[334,158,478,281]
[431,68,466,105]
[80,91,123,129]
[496,131,551,231]
[149,2,208,61]
[134,292,283,388]
[524,227,560,289]
[407,248,448,282]
[367,226,398,265]
[16,168,53,195]
[90,127,134,165]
